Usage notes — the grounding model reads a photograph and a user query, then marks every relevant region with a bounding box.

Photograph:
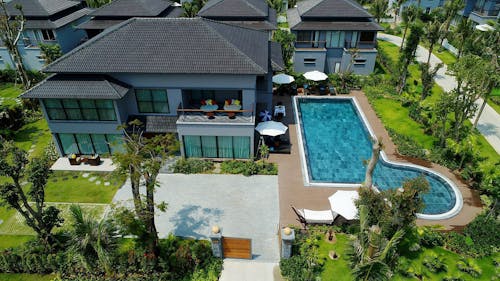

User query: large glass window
[183,136,251,159]
[135,89,169,113]
[326,31,345,48]
[41,29,55,41]
[57,134,124,155]
[297,31,312,42]
[359,32,375,43]
[43,99,117,121]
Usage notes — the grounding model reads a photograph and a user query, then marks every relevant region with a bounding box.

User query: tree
[364,137,383,190]
[453,18,474,58]
[419,62,442,100]
[267,0,284,14]
[433,90,454,146]
[0,0,30,89]
[349,205,405,281]
[182,0,206,17]
[396,22,423,95]
[439,0,464,47]
[392,0,406,23]
[400,5,419,52]
[273,29,296,70]
[0,140,63,249]
[112,120,177,261]
[39,43,62,65]
[424,16,441,65]
[67,204,118,275]
[84,0,111,8]
[370,0,389,23]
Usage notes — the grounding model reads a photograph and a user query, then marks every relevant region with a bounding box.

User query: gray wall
[293,49,327,73]
[340,49,377,75]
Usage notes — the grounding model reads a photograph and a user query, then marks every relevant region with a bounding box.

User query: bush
[220,160,277,176]
[387,128,429,159]
[422,253,447,273]
[171,158,214,174]
[417,226,444,248]
[0,105,25,138]
[462,213,500,257]
[0,69,16,83]
[457,258,482,277]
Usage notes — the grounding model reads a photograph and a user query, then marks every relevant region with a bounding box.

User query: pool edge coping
[292,95,463,221]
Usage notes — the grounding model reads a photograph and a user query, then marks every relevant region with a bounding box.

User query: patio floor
[51,157,116,172]
[270,90,483,231]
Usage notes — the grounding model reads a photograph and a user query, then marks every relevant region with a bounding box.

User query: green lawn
[318,234,498,280]
[433,49,457,65]
[378,40,400,63]
[0,274,56,281]
[0,203,107,235]
[0,235,34,249]
[13,118,52,158]
[0,83,22,108]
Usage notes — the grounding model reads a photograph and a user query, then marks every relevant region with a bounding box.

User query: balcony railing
[295,40,376,49]
[176,102,255,123]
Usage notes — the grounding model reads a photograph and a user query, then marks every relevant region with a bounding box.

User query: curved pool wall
[293,96,463,220]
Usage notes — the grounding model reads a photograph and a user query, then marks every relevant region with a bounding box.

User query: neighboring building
[0,0,91,70]
[22,18,276,159]
[287,0,383,75]
[197,0,277,37]
[396,0,445,15]
[77,0,184,38]
[459,0,499,25]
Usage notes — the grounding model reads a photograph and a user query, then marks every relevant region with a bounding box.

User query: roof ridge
[242,0,266,16]
[103,77,121,99]
[20,73,56,98]
[201,18,267,74]
[343,0,369,14]
[44,18,139,73]
[199,0,225,14]
[89,0,119,15]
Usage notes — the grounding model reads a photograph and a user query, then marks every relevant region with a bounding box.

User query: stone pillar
[281,227,295,259]
[209,226,223,258]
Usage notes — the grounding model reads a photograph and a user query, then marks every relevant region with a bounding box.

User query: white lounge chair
[291,205,338,229]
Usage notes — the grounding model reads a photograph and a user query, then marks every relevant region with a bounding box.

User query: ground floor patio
[112,174,280,262]
[270,90,483,231]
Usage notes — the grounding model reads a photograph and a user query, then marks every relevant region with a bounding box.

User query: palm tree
[400,5,418,51]
[267,0,284,14]
[392,0,406,23]
[364,137,383,190]
[350,205,405,281]
[67,205,118,275]
[424,17,441,64]
[453,18,474,58]
[439,0,464,47]
[370,0,389,23]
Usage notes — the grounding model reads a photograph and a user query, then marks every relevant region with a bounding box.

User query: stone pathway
[377,33,500,154]
[219,260,282,281]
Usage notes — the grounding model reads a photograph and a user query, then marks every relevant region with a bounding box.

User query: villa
[22,17,278,159]
[77,0,184,39]
[197,0,278,38]
[459,0,499,25]
[287,0,383,75]
[0,0,91,70]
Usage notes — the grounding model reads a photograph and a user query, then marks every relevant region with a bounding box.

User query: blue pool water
[298,98,457,215]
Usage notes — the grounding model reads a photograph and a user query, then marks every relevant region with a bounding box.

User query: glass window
[59,134,78,155]
[135,89,169,113]
[359,32,374,42]
[326,31,345,48]
[218,136,233,158]
[91,134,109,154]
[233,136,250,159]
[201,136,217,158]
[75,134,94,155]
[297,31,311,42]
[41,29,55,41]
[183,136,202,158]
[43,99,116,121]
[107,134,125,154]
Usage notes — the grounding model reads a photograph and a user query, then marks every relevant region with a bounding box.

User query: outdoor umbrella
[255,121,288,136]
[272,73,295,84]
[259,110,272,121]
[303,70,328,81]
[328,190,359,220]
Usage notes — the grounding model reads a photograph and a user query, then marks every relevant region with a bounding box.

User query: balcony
[176,103,255,124]
[295,40,376,50]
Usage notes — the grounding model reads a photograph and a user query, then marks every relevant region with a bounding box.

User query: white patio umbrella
[255,121,288,136]
[272,73,295,84]
[328,190,359,220]
[303,70,328,81]
[475,24,494,31]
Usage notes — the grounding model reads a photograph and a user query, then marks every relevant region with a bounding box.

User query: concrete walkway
[377,33,500,155]
[112,174,280,262]
[219,260,282,281]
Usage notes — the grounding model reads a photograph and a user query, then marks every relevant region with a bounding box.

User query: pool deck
[270,90,483,231]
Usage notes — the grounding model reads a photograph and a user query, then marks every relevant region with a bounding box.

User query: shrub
[422,253,447,273]
[220,160,277,176]
[387,128,429,159]
[0,105,25,138]
[0,69,16,82]
[417,226,444,248]
[457,258,482,277]
[171,158,214,174]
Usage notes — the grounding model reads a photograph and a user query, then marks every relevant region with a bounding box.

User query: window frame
[40,29,56,41]
[135,89,170,114]
[43,99,117,121]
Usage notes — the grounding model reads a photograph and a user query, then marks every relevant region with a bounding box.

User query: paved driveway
[112,174,280,262]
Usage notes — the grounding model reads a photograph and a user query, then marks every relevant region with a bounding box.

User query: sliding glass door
[183,135,251,159]
[57,133,124,155]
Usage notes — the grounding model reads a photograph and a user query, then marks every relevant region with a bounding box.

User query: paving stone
[95,180,101,185]
[104,182,110,186]
[82,173,90,178]
[88,176,97,182]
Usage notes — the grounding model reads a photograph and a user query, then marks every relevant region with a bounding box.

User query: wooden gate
[222,237,252,259]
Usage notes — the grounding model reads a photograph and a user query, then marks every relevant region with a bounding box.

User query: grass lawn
[0,274,57,281]
[319,233,353,281]
[433,49,457,65]
[489,91,500,115]
[0,235,34,249]
[13,118,52,158]
[0,83,22,108]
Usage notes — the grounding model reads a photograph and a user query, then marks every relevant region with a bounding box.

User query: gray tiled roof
[292,21,383,31]
[45,18,269,75]
[21,74,131,99]
[297,0,371,18]
[127,115,178,133]
[24,8,92,29]
[198,0,268,18]
[270,42,284,71]
[76,19,125,30]
[91,0,173,17]
[6,0,80,17]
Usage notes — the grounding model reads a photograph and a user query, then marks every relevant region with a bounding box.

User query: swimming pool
[294,97,462,219]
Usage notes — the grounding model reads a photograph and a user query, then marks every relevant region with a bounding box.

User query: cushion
[303,209,334,224]
[233,99,241,105]
[225,99,231,106]
[201,100,206,105]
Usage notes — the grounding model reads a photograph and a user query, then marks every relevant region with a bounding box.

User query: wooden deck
[270,91,483,231]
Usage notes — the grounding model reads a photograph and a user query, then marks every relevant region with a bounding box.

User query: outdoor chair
[87,154,101,166]
[68,154,81,165]
[291,205,338,229]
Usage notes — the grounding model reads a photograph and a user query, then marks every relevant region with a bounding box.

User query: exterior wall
[55,17,89,53]
[293,49,327,73]
[400,0,444,14]
[340,49,377,75]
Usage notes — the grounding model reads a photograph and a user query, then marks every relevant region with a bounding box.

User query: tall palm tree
[370,0,389,23]
[453,18,474,58]
[392,0,406,23]
[424,17,441,64]
[439,0,464,47]
[349,205,405,281]
[67,205,118,275]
